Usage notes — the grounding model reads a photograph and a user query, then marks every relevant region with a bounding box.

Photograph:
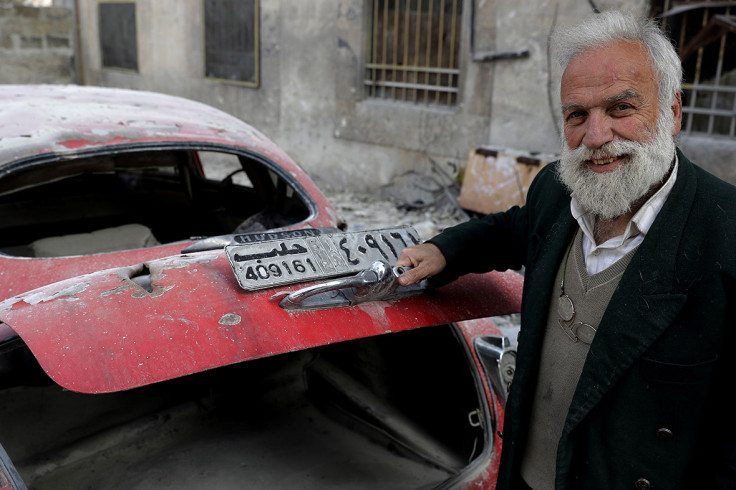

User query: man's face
[558,40,683,219]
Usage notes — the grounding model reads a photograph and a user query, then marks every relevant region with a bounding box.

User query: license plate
[225,226,421,290]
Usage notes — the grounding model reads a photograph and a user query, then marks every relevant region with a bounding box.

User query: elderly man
[397,10,736,490]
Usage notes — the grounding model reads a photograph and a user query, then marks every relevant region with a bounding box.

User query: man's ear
[672,91,683,136]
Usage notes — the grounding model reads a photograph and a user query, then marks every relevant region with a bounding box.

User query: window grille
[656,1,736,137]
[99,1,138,71]
[204,0,259,87]
[364,0,463,106]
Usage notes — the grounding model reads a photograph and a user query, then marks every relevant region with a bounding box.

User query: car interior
[0,149,312,257]
[0,324,495,489]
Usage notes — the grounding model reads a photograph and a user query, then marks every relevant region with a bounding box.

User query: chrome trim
[273,260,428,310]
[473,335,516,408]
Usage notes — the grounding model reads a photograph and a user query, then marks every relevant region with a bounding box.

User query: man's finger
[395,254,414,268]
[397,267,424,286]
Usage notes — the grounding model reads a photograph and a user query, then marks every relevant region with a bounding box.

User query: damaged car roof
[0,84,280,165]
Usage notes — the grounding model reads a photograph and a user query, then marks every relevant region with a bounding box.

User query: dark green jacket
[431,149,736,489]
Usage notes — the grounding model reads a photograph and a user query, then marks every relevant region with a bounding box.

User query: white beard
[558,110,676,220]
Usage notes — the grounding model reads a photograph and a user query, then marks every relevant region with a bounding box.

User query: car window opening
[0,150,311,257]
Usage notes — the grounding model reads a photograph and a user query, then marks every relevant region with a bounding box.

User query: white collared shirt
[570,155,679,275]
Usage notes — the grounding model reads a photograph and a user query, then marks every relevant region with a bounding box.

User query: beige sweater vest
[520,230,638,489]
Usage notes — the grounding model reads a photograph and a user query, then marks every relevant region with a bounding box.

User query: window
[99,2,138,71]
[364,0,463,106]
[654,1,736,137]
[204,0,260,87]
[198,151,253,187]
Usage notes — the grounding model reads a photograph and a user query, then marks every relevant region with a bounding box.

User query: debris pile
[327,162,470,242]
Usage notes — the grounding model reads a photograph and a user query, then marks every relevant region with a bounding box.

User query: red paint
[0,253,522,394]
[57,136,131,149]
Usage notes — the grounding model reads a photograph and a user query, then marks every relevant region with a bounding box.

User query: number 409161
[244,258,318,281]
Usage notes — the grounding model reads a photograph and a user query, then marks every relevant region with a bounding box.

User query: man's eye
[613,103,634,112]
[566,111,585,121]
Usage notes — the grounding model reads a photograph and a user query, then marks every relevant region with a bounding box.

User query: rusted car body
[0,85,522,489]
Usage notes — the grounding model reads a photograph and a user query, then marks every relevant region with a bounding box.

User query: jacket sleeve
[426,162,563,285]
[427,205,528,286]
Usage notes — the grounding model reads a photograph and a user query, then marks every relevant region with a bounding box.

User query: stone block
[41,7,71,21]
[0,31,13,49]
[15,6,39,19]
[20,34,42,49]
[0,51,74,83]
[46,34,70,48]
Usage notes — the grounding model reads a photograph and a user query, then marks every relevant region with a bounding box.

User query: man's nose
[582,112,613,149]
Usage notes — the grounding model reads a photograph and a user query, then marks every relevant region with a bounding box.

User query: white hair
[551,10,682,109]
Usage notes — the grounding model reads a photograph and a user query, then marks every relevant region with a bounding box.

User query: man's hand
[395,242,447,286]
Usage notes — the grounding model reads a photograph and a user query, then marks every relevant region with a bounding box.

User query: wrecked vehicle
[0,85,522,489]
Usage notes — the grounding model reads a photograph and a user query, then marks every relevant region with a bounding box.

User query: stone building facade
[0,1,75,84]
[5,0,736,190]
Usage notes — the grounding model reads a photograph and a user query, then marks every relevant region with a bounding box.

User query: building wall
[0,1,75,84]
[70,0,736,190]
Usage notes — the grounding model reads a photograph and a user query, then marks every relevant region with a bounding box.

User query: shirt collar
[570,153,679,249]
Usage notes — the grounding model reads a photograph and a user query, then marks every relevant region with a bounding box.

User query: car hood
[0,250,522,394]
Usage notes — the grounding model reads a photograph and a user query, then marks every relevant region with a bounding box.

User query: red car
[0,85,521,490]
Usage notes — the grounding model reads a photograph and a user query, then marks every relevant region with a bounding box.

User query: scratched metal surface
[0,249,523,394]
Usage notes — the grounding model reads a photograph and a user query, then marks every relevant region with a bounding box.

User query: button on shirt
[570,156,679,275]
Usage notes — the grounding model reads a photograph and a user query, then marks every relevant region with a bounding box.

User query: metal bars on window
[99,1,138,71]
[364,0,463,106]
[204,0,259,87]
[659,0,736,137]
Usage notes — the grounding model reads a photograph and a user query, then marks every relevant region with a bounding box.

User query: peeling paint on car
[154,253,219,270]
[58,136,133,149]
[1,281,90,310]
[101,284,138,297]
[218,313,242,325]
[130,284,175,299]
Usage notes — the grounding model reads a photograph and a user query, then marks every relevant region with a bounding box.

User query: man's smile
[586,154,628,172]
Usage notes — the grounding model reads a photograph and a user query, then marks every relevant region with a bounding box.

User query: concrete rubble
[325,159,471,242]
